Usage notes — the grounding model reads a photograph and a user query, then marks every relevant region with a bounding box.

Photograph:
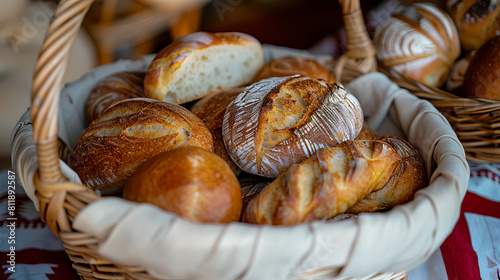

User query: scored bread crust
[242,139,402,225]
[347,136,428,213]
[252,56,336,83]
[222,75,363,178]
[85,72,146,122]
[70,98,213,195]
[144,31,264,104]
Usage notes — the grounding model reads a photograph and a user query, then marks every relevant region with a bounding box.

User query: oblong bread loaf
[70,98,213,195]
[144,31,264,104]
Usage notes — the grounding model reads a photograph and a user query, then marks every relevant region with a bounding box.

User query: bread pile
[70,31,428,225]
[373,1,500,101]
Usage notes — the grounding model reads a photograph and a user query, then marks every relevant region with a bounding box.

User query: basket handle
[336,0,377,82]
[30,0,96,231]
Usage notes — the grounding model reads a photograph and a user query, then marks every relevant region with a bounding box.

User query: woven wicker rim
[28,1,417,279]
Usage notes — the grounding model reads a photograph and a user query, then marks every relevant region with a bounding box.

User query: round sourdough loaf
[374,3,460,87]
[463,35,500,100]
[252,56,335,83]
[144,31,264,104]
[222,75,363,178]
[70,98,213,195]
[85,71,146,122]
[123,146,242,223]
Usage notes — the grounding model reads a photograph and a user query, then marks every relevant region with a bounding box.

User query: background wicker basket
[20,0,470,279]
[378,67,500,163]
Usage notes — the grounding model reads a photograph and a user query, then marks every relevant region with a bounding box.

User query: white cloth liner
[10,46,469,279]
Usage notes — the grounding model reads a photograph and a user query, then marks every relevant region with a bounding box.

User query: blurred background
[0,0,446,170]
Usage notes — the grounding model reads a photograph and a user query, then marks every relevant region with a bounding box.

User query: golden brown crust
[144,31,263,103]
[463,35,500,100]
[354,122,378,141]
[252,57,335,83]
[242,139,402,225]
[85,72,146,122]
[347,136,428,214]
[123,147,242,223]
[223,76,364,178]
[447,0,500,50]
[190,87,245,176]
[70,98,213,195]
[374,3,460,87]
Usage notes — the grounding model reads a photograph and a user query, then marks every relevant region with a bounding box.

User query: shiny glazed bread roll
[252,56,335,83]
[374,3,460,87]
[190,87,245,176]
[144,31,264,104]
[70,98,213,195]
[85,72,145,122]
[123,146,242,223]
[447,0,500,51]
[347,136,428,214]
[242,139,402,225]
[463,35,500,100]
[222,75,364,178]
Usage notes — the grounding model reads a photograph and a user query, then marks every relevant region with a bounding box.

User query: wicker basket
[15,0,471,279]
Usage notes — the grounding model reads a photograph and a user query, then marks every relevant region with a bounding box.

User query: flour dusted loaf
[374,3,460,87]
[242,139,403,225]
[144,31,264,104]
[252,56,335,83]
[85,71,146,122]
[123,146,242,223]
[223,75,363,178]
[70,98,213,195]
[447,0,500,51]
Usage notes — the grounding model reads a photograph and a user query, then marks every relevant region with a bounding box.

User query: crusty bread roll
[242,139,402,225]
[70,98,213,195]
[347,136,427,214]
[463,35,500,100]
[252,56,335,83]
[374,3,460,87]
[447,0,500,51]
[144,31,264,104]
[190,87,245,176]
[223,75,363,178]
[123,146,242,223]
[85,72,145,122]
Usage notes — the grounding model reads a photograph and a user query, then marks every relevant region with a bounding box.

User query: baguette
[242,139,402,225]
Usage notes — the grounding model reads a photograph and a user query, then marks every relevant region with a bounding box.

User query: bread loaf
[242,139,402,225]
[70,98,213,195]
[223,75,364,178]
[86,72,145,122]
[144,31,264,104]
[252,56,335,83]
[374,3,460,87]
[347,136,427,214]
[463,35,500,100]
[447,0,500,51]
[123,146,242,223]
[190,87,245,176]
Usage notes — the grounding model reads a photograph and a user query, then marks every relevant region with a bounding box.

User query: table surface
[0,163,499,280]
